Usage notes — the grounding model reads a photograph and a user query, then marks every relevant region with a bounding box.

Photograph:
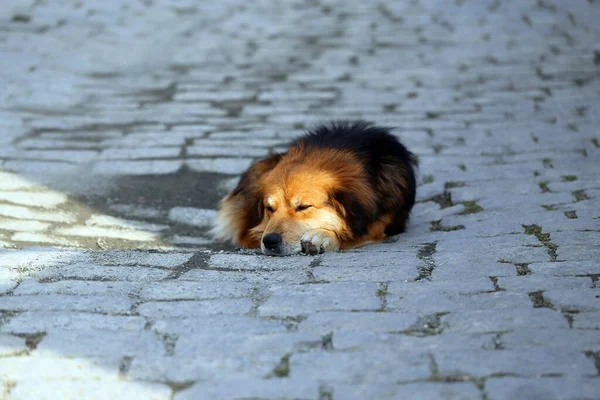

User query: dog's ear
[213,152,284,248]
[230,152,284,229]
[331,189,370,236]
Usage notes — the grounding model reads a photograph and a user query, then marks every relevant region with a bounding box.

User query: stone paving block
[311,264,419,282]
[198,138,286,148]
[207,130,279,140]
[0,334,27,356]
[175,90,256,102]
[439,212,528,238]
[92,160,182,175]
[435,236,551,265]
[318,251,421,268]
[139,281,253,301]
[0,269,19,289]
[573,312,600,329]
[552,231,600,261]
[127,354,274,383]
[85,215,168,232]
[259,282,381,316]
[448,182,543,203]
[527,261,600,276]
[169,124,216,135]
[187,145,269,157]
[29,264,170,282]
[415,181,445,201]
[443,308,569,333]
[431,262,517,279]
[175,378,319,400]
[478,192,575,211]
[168,207,217,227]
[340,331,496,352]
[92,250,193,268]
[290,350,431,383]
[331,382,481,400]
[39,130,123,139]
[500,328,600,351]
[176,332,322,359]
[152,315,287,337]
[0,218,51,232]
[0,249,89,270]
[137,298,254,318]
[54,225,159,241]
[35,330,164,358]
[0,204,76,223]
[0,190,67,208]
[485,377,600,400]
[424,203,468,222]
[3,160,81,175]
[258,90,337,102]
[187,158,254,174]
[544,289,600,312]
[2,311,147,334]
[388,288,530,314]
[99,147,181,160]
[16,138,98,150]
[547,180,598,193]
[496,275,592,292]
[11,380,173,400]
[13,279,142,297]
[11,232,80,246]
[297,311,419,335]
[0,295,134,313]
[0,357,120,380]
[436,349,596,378]
[0,171,37,190]
[389,277,495,296]
[179,268,308,285]
[107,204,164,219]
[171,235,214,246]
[209,253,313,270]
[103,135,186,147]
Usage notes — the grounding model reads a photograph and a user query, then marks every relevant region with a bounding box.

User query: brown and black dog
[211,121,417,255]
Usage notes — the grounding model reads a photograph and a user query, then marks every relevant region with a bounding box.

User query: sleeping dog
[212,121,417,255]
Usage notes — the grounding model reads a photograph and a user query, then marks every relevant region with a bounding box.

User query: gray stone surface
[435,349,596,378]
[331,382,482,400]
[544,289,600,312]
[500,328,600,351]
[485,377,600,400]
[0,0,599,398]
[290,350,432,383]
[442,308,569,333]
[10,381,172,400]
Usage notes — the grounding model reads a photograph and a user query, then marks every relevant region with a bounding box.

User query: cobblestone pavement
[1,0,599,399]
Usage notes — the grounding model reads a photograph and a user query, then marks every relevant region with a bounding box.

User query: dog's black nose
[262,233,282,250]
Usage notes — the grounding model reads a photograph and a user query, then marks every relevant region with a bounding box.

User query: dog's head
[245,147,376,256]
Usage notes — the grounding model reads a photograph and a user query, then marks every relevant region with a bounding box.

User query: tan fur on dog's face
[241,149,370,255]
[249,167,347,255]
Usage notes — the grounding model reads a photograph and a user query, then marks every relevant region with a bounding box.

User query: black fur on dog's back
[293,120,418,237]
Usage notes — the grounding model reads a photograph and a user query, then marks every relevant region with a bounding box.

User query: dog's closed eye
[295,204,312,212]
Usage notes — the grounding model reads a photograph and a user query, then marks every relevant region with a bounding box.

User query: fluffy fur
[211,121,417,256]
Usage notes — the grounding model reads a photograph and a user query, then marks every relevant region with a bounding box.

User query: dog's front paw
[301,229,340,255]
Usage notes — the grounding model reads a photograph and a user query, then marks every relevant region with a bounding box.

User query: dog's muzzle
[262,232,283,251]
[261,232,302,256]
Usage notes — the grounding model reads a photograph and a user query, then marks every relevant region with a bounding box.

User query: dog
[211,121,417,256]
